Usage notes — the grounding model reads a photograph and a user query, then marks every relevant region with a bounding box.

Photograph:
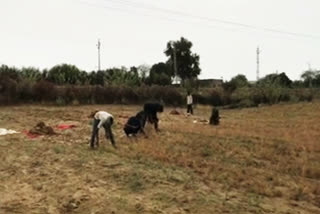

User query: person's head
[157,104,164,113]
[187,91,191,95]
[89,110,99,118]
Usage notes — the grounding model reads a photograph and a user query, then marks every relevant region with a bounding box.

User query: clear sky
[1,0,319,81]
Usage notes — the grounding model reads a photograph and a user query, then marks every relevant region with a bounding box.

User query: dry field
[0,102,320,214]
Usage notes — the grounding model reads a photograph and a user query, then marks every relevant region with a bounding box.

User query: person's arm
[97,118,107,129]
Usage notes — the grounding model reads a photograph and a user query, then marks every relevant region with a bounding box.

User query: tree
[47,64,82,85]
[149,62,172,85]
[258,72,292,88]
[222,74,249,92]
[20,67,41,82]
[137,64,151,84]
[0,65,21,82]
[164,37,201,85]
[301,70,318,87]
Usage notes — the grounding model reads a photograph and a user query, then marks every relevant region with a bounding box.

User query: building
[197,79,223,88]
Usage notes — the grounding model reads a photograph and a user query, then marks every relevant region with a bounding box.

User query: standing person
[186,91,193,115]
[90,110,116,149]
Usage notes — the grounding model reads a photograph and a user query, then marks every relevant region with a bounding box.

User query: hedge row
[0,80,184,105]
[0,79,314,107]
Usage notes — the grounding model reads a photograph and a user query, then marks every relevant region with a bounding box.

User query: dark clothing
[143,103,163,131]
[90,118,115,148]
[124,116,145,136]
[187,104,193,115]
[136,111,147,128]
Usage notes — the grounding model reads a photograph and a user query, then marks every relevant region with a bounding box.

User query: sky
[1,0,319,81]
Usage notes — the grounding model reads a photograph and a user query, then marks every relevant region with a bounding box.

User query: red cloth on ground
[23,130,41,139]
[56,124,76,130]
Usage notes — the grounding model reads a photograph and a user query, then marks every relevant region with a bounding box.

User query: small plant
[56,96,66,106]
[200,145,213,157]
[127,171,145,192]
[53,145,65,154]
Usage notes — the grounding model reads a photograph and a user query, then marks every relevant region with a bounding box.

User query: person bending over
[143,102,164,131]
[90,110,116,148]
[123,115,146,137]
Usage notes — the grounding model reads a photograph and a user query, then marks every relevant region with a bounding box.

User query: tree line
[0,37,201,87]
[0,36,319,106]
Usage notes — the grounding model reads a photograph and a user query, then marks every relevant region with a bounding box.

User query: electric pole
[171,41,178,84]
[173,46,178,84]
[256,46,260,81]
[97,39,101,71]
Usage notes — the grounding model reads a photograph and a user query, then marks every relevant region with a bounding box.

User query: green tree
[0,65,21,81]
[258,72,292,88]
[20,67,41,82]
[301,70,317,87]
[149,62,172,85]
[47,64,82,85]
[222,74,249,93]
[164,37,201,85]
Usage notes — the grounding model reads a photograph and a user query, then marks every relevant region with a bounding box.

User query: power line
[77,0,239,32]
[97,0,320,39]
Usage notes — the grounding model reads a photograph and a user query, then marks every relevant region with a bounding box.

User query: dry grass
[0,102,320,213]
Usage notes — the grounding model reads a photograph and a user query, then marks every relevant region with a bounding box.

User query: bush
[293,89,313,102]
[193,88,225,106]
[17,80,34,102]
[0,76,18,104]
[56,96,67,106]
[33,80,56,102]
[119,86,139,104]
[0,78,315,107]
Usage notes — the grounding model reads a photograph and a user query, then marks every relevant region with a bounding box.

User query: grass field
[0,102,320,214]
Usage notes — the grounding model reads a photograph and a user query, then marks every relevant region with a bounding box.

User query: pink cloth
[23,130,41,139]
[56,124,76,130]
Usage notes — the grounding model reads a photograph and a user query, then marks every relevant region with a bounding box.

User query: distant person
[89,110,116,149]
[186,91,193,115]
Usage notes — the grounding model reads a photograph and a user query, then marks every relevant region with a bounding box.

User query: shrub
[33,80,56,102]
[0,76,18,104]
[119,86,139,104]
[17,80,34,102]
[56,96,66,106]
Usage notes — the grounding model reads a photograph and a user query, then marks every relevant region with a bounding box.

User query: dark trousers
[146,113,159,131]
[90,119,115,148]
[187,104,193,114]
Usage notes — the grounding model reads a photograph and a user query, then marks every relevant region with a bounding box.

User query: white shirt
[187,95,193,105]
[94,111,113,129]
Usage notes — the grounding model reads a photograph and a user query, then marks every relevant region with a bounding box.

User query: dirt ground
[0,103,320,214]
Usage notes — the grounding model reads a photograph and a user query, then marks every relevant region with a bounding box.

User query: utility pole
[173,46,178,84]
[171,41,178,84]
[256,46,260,81]
[97,39,101,71]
